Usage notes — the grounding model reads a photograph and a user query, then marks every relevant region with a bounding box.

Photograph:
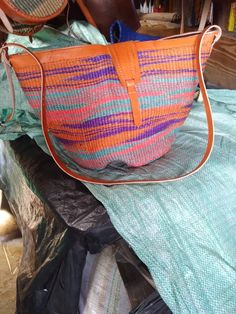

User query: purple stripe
[129,118,185,141]
[140,55,209,67]
[22,78,120,92]
[17,64,113,80]
[62,113,166,131]
[140,56,195,67]
[45,61,113,76]
[17,63,109,79]
[21,68,199,90]
[60,112,187,140]
[142,69,197,77]
[68,66,116,81]
[83,55,111,62]
[63,108,188,131]
[138,51,209,58]
[53,116,186,145]
[87,117,185,141]
[64,112,129,129]
[50,105,188,141]
[18,56,196,80]
[184,103,193,109]
[16,52,210,79]
[17,65,105,79]
[18,74,42,81]
[17,55,112,78]
[56,138,76,145]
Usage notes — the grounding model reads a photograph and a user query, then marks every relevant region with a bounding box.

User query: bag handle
[0,25,221,185]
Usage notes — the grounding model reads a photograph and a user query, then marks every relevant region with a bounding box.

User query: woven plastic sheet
[86,90,236,313]
[80,246,131,313]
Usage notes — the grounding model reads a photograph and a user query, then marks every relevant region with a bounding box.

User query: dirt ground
[0,239,23,314]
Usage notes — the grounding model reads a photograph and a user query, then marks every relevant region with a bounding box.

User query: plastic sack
[0,136,120,314]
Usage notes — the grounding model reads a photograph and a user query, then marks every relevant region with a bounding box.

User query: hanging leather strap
[75,0,97,28]
[0,25,221,185]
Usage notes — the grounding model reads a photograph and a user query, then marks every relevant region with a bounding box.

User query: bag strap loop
[0,25,222,185]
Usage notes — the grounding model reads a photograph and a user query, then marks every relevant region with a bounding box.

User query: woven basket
[0,0,67,24]
[8,28,219,175]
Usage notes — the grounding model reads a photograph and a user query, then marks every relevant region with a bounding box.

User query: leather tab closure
[108,42,142,127]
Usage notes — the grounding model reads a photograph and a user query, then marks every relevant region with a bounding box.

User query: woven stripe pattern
[0,20,42,35]
[8,0,65,18]
[14,42,212,169]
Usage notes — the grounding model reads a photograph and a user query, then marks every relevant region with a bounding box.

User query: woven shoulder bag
[0,24,221,185]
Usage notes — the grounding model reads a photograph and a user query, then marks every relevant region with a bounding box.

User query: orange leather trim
[108,41,141,86]
[9,31,217,70]
[75,0,97,28]
[0,0,68,25]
